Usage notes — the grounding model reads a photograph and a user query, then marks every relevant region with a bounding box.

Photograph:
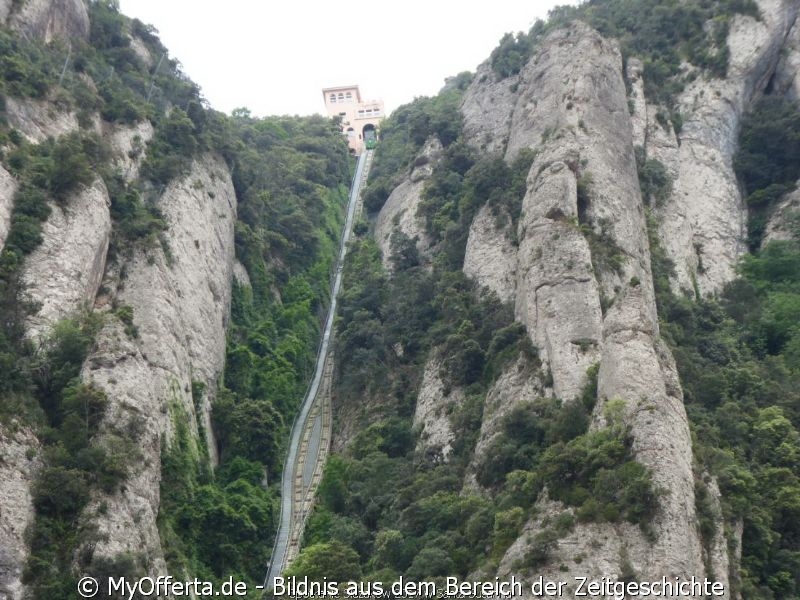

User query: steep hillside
[3,1,800,599]
[304,1,800,599]
[0,1,351,598]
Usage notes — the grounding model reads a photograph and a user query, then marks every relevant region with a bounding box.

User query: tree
[285,541,361,582]
[213,393,283,471]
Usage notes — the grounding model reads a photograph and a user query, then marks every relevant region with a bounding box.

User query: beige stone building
[322,85,384,154]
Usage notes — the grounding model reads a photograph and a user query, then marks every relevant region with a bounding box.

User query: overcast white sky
[117,0,577,118]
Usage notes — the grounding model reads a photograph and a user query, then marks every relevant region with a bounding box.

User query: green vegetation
[296,68,657,581]
[646,207,800,597]
[491,30,537,78]
[361,84,467,215]
[490,0,759,108]
[157,113,351,585]
[635,146,673,206]
[0,3,353,593]
[734,96,800,250]
[0,28,61,99]
[477,370,657,529]
[418,146,535,257]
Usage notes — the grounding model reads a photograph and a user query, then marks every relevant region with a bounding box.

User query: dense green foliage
[0,131,108,399]
[20,316,141,598]
[734,96,800,249]
[477,377,658,529]
[418,144,535,264]
[0,28,61,99]
[361,85,466,215]
[635,146,673,207]
[1,2,353,593]
[647,210,800,597]
[157,113,351,584]
[490,0,759,109]
[297,57,658,580]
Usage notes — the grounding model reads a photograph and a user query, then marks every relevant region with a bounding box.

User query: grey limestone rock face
[773,11,800,99]
[499,498,652,599]
[22,179,112,341]
[463,202,517,304]
[0,426,40,600]
[373,137,441,269]
[129,36,153,68]
[763,182,800,244]
[106,120,155,182]
[412,358,458,462]
[649,0,798,295]
[0,0,10,22]
[79,157,237,568]
[4,96,80,144]
[0,165,16,251]
[511,23,640,403]
[6,0,89,42]
[232,259,252,288]
[627,58,649,148]
[461,62,519,156]
[457,22,718,589]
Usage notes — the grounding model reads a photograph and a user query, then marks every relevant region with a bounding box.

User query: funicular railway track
[264,149,373,589]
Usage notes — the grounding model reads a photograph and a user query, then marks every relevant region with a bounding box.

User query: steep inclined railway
[264,149,373,588]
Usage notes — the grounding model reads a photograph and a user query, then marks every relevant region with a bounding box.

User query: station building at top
[322,85,384,154]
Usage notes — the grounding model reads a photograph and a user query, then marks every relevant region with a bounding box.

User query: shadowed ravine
[264,149,373,588]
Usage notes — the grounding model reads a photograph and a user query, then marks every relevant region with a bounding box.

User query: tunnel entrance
[362,124,377,143]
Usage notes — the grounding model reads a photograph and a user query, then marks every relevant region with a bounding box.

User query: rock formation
[79,157,236,567]
[0,426,40,600]
[0,1,240,592]
[374,137,441,269]
[4,0,89,42]
[22,180,111,341]
[0,165,15,249]
[379,1,800,592]
[647,0,798,296]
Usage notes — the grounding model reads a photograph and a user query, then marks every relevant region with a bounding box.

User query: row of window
[357,108,381,117]
[329,91,353,103]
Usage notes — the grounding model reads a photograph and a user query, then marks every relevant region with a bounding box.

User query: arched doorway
[362,124,377,150]
[362,124,377,143]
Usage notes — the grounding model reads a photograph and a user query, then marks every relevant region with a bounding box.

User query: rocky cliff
[0,0,241,595]
[0,427,40,600]
[1,0,89,42]
[0,165,15,249]
[460,22,710,587]
[646,0,798,296]
[354,0,800,595]
[22,179,111,341]
[79,156,236,568]
[373,137,441,270]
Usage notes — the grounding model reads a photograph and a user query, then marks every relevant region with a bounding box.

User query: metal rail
[263,149,373,589]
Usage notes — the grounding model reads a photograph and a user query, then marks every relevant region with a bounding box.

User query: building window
[330,95,336,103]
[338,93,344,101]
[346,92,352,100]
